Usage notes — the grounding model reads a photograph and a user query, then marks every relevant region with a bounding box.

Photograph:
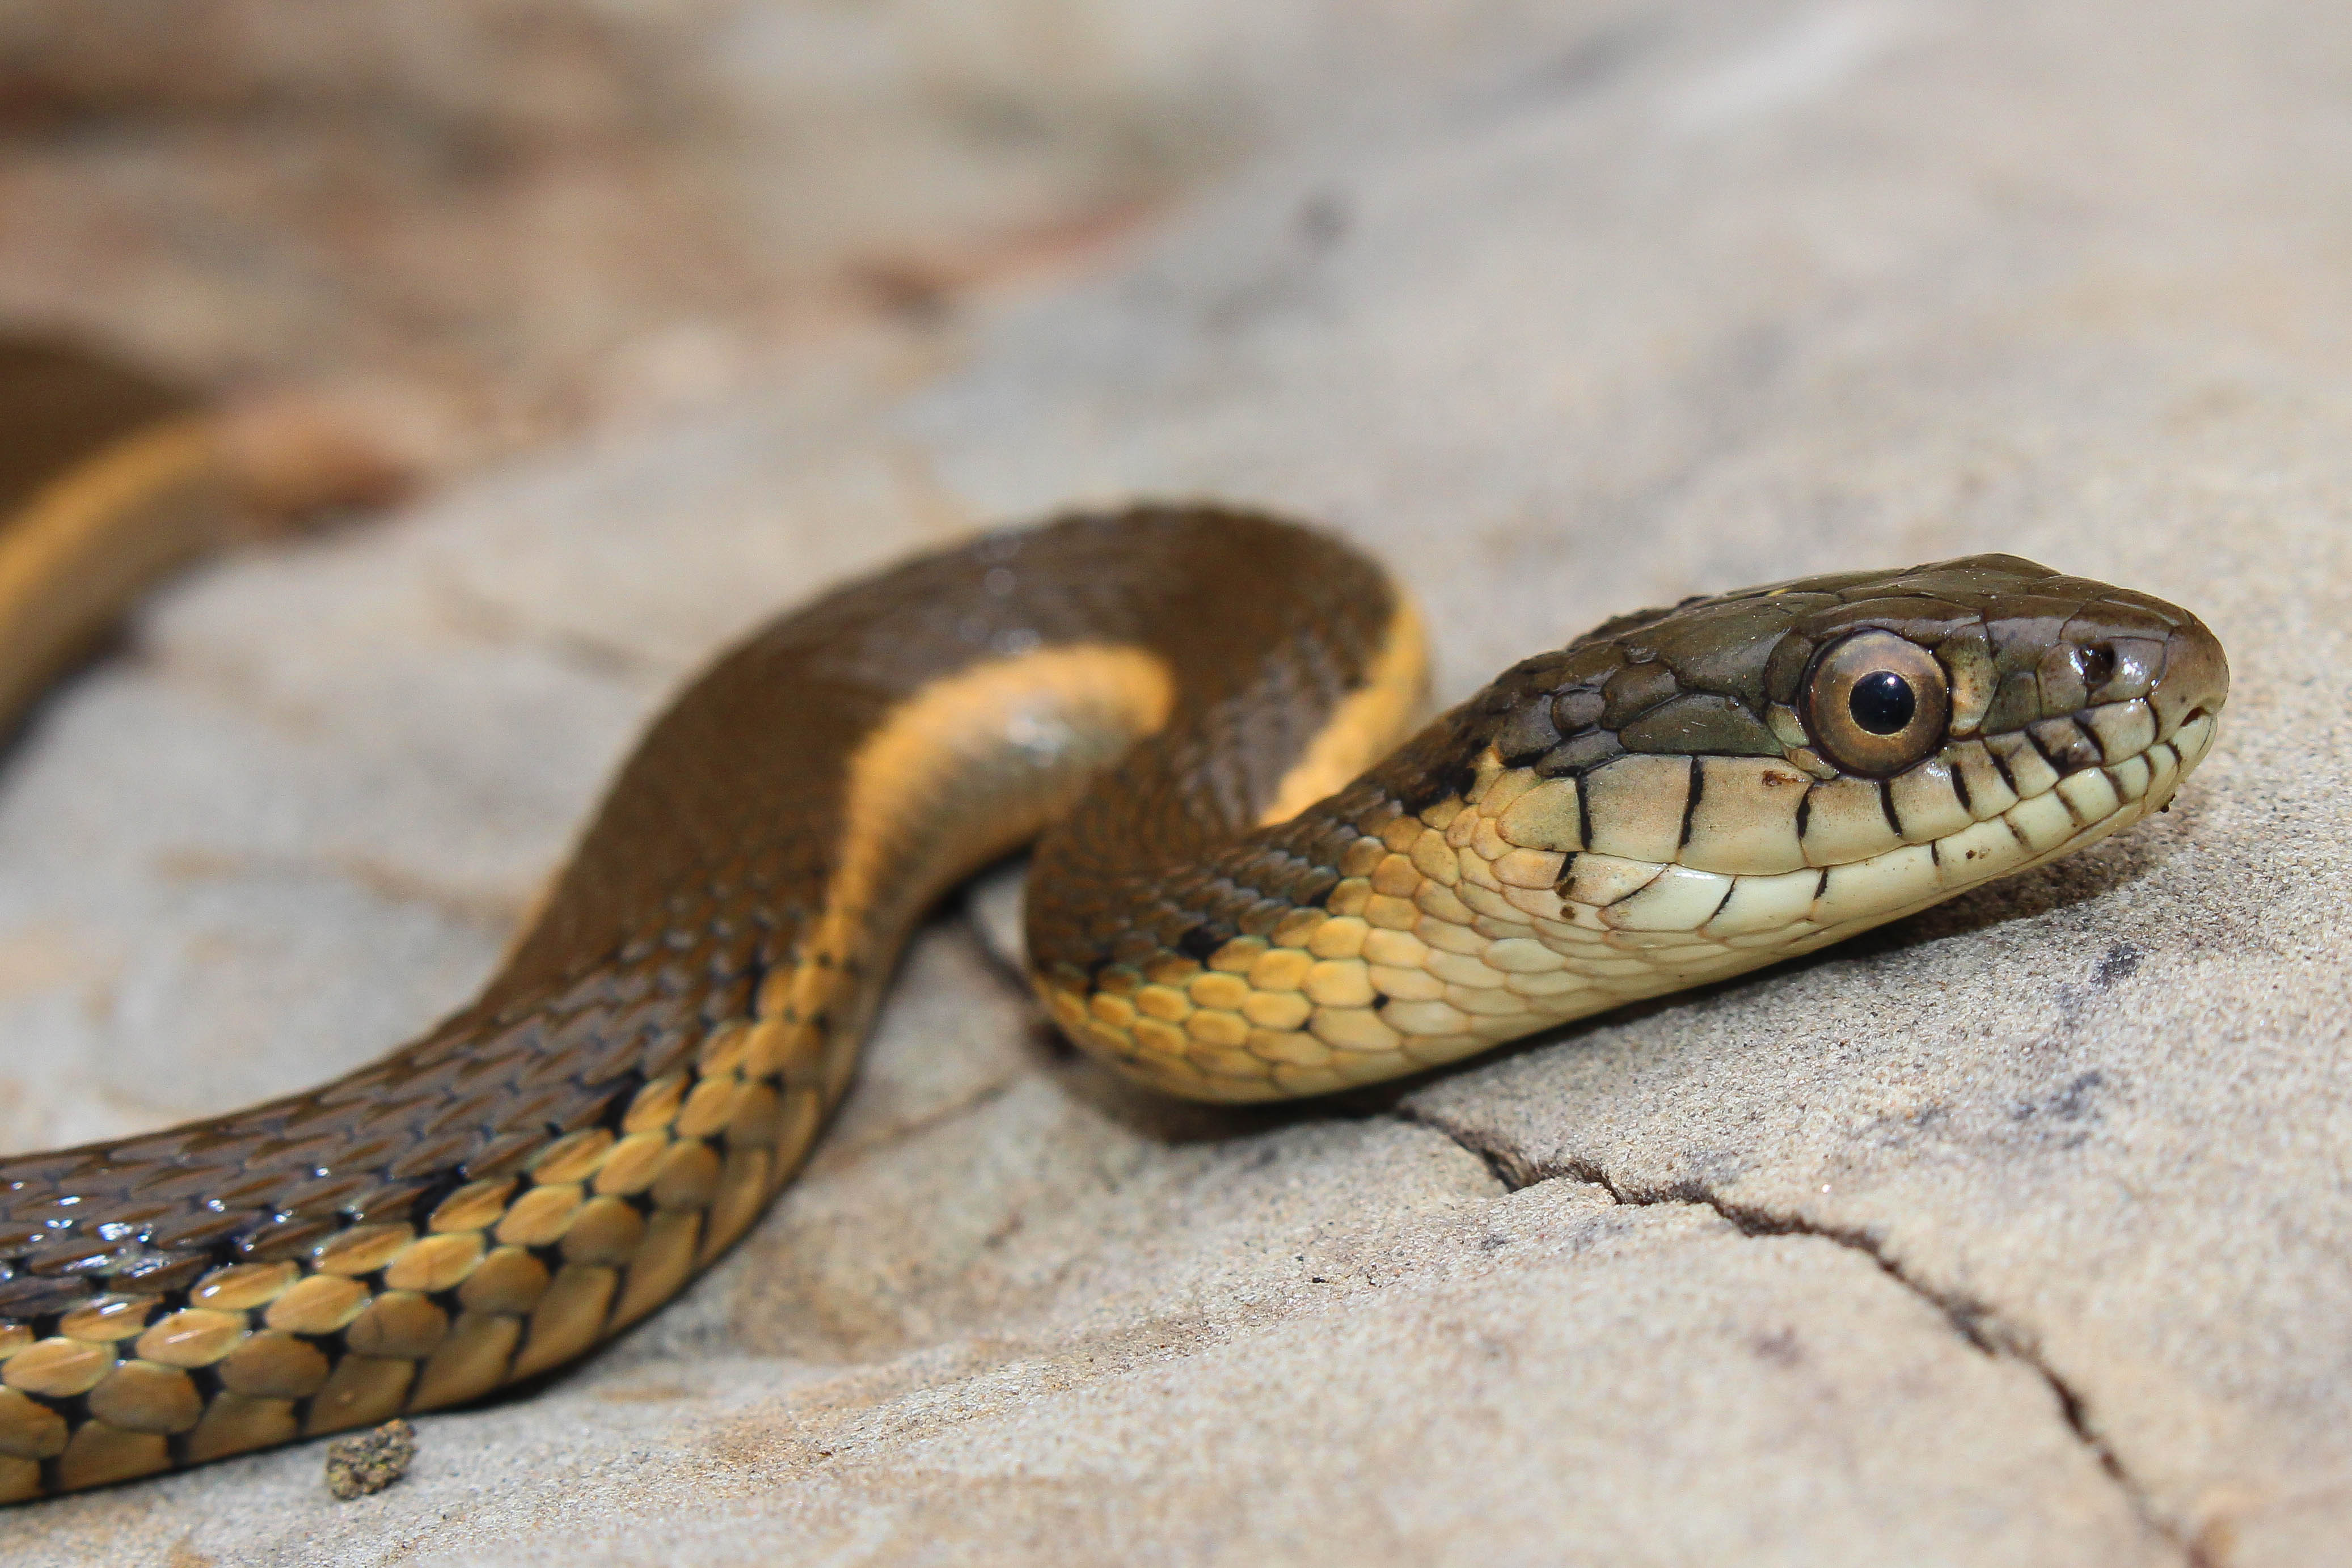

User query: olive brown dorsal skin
[0,510,2226,1501]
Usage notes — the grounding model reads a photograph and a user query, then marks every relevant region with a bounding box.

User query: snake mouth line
[1551,699,2222,950]
[1782,702,2220,953]
[1440,690,2220,936]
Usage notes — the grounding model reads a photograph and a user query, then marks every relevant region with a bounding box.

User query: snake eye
[1804,630,1950,777]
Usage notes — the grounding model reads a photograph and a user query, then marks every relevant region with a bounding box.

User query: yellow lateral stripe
[0,416,228,726]
[1256,595,1429,827]
[757,641,1177,1093]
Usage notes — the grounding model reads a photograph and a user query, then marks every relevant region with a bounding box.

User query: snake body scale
[0,342,2228,1499]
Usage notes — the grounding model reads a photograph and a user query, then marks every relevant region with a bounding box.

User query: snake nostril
[2079,642,2117,696]
[2152,622,2230,734]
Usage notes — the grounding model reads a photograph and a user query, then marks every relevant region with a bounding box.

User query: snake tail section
[0,507,1417,1498]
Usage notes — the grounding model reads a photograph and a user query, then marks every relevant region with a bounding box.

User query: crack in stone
[818,1074,1022,1172]
[1390,1105,2194,1563]
[148,843,531,928]
[430,570,674,683]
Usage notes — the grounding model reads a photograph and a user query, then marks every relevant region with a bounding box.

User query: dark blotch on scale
[1179,922,1236,962]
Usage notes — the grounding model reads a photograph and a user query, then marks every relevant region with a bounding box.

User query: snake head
[1453,552,2227,952]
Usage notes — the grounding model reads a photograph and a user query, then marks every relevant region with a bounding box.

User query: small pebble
[323,1418,417,1500]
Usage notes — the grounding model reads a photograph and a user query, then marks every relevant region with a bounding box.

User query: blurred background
[0,0,1604,485]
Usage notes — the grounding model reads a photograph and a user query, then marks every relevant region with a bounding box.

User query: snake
[0,339,2229,1500]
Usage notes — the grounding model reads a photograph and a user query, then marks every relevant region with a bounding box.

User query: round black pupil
[1849,671,1916,735]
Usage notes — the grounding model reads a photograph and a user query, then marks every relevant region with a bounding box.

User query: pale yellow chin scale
[1070,696,2216,1105]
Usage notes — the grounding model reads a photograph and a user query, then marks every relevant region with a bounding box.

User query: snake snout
[2150,615,2230,741]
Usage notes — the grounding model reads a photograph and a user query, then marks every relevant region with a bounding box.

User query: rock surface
[0,0,1577,473]
[6,1,2351,1563]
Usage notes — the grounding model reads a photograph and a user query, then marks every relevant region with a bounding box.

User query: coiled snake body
[0,343,2228,1498]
